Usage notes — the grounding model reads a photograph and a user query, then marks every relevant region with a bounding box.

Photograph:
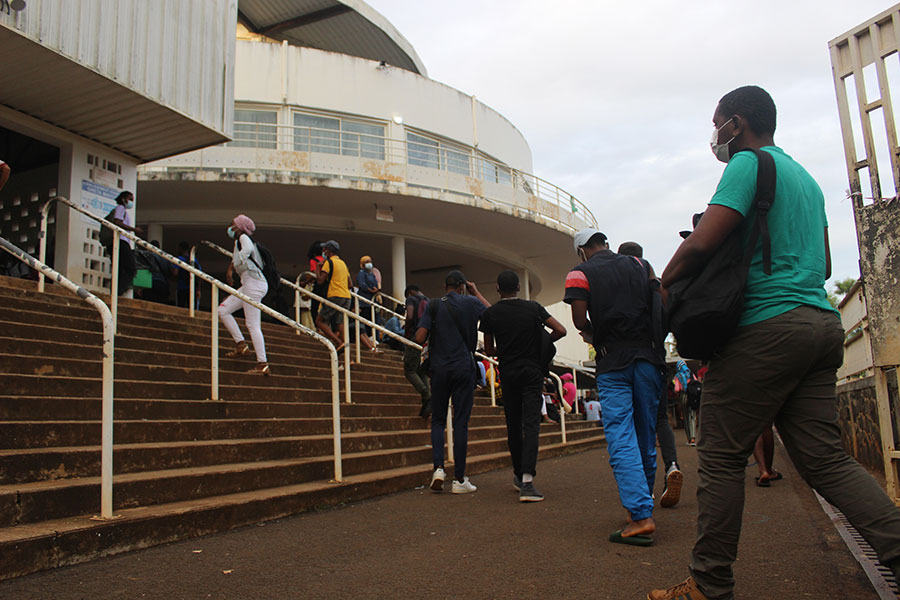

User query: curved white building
[137,0,595,304]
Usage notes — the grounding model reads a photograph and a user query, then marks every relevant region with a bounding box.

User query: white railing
[38,197,345,483]
[146,121,597,233]
[198,240,509,412]
[1,235,118,519]
[547,371,568,444]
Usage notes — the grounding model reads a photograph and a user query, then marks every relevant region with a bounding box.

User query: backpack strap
[739,148,777,275]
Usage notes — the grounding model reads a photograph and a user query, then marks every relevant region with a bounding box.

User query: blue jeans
[596,359,662,521]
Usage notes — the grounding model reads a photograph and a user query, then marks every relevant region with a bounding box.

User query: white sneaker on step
[451,477,477,494]
[430,468,445,492]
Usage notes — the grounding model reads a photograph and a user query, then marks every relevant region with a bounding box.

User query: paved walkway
[1,429,878,599]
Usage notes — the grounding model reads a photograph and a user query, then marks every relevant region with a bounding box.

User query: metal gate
[830,4,900,500]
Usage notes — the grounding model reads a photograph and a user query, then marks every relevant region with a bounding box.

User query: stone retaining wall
[836,376,884,475]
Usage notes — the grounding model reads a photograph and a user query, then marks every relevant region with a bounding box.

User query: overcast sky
[369,0,896,288]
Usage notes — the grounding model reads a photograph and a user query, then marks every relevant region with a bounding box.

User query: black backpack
[686,378,703,410]
[666,148,776,360]
[247,238,281,301]
[98,207,117,249]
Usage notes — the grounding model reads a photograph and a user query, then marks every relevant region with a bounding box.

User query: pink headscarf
[233,214,256,235]
[561,373,573,381]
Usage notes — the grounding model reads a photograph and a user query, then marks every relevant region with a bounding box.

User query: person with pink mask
[220,214,269,375]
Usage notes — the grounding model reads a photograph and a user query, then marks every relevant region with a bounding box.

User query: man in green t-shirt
[650,86,900,600]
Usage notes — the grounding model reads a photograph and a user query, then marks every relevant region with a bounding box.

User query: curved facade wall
[233,40,533,172]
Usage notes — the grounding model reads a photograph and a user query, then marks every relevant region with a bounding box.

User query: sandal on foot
[247,362,270,375]
[755,476,770,487]
[225,341,250,358]
[770,470,783,481]
[609,529,653,546]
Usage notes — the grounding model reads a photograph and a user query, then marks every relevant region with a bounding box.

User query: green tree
[833,277,857,296]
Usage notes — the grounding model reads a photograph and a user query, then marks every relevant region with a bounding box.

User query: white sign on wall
[80,180,120,224]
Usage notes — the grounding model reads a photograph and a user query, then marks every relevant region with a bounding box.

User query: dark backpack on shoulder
[247,238,282,302]
[98,207,117,250]
[666,148,776,360]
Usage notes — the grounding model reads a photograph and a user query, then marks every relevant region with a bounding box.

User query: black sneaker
[519,481,544,502]
[513,474,522,491]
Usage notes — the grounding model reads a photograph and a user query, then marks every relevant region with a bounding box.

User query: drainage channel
[815,492,899,599]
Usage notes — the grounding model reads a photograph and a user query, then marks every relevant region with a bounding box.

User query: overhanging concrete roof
[0,25,231,163]
[238,0,427,76]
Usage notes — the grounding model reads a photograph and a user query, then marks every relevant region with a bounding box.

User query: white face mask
[364,262,373,270]
[710,117,735,163]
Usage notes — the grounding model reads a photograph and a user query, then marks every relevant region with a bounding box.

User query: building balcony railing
[142,122,597,233]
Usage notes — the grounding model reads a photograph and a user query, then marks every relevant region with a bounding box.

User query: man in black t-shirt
[403,285,431,417]
[481,270,566,502]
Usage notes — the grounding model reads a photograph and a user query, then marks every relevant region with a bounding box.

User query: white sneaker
[430,468,445,492]
[451,477,477,494]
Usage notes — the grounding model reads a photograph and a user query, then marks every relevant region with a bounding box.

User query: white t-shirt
[113,204,133,248]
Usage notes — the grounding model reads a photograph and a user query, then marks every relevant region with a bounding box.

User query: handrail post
[99,303,116,517]
[446,409,454,467]
[571,367,580,414]
[189,245,197,318]
[295,274,302,336]
[110,235,119,333]
[548,372,567,444]
[37,201,50,293]
[354,295,362,364]
[211,286,219,401]
[330,343,343,482]
[343,311,351,404]
[489,364,496,407]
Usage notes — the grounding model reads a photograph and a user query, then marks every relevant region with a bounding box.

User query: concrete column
[523,268,531,300]
[392,235,406,301]
[147,223,164,246]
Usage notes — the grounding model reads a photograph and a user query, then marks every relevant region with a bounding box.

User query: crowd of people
[8,85,900,600]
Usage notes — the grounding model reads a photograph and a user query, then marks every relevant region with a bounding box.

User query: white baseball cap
[573,228,607,252]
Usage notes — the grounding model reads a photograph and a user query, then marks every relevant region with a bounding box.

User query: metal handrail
[146,120,597,231]
[38,197,344,481]
[547,371,568,444]
[200,240,500,408]
[1,236,118,519]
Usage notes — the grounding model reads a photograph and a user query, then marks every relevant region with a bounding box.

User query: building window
[477,156,512,185]
[233,109,278,149]
[293,113,385,159]
[342,121,385,159]
[407,132,440,169]
[293,113,339,154]
[407,131,472,176]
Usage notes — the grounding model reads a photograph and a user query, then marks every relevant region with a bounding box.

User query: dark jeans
[403,345,430,402]
[690,306,900,599]
[500,363,544,478]
[116,243,136,296]
[657,387,678,473]
[430,364,476,480]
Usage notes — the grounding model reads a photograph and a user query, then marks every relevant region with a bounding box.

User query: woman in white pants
[219,214,269,375]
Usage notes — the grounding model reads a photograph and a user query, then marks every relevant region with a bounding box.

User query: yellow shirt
[322,256,351,299]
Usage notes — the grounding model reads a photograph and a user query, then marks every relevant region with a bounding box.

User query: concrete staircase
[0,275,605,580]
